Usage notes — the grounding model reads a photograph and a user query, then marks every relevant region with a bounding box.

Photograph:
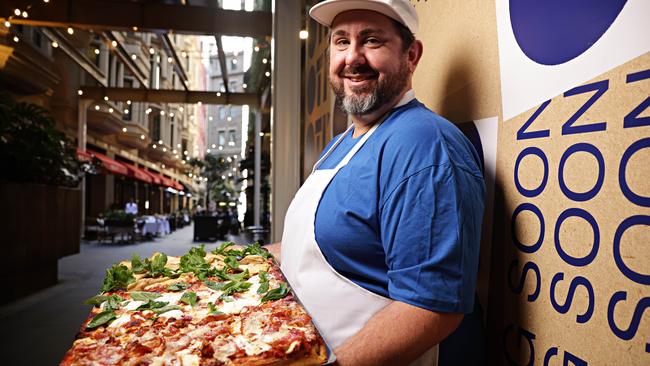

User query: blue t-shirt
[314,99,485,314]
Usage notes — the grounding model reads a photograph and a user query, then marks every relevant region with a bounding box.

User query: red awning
[76,148,93,162]
[89,151,128,176]
[123,164,153,184]
[160,175,176,188]
[143,170,162,185]
[174,181,184,191]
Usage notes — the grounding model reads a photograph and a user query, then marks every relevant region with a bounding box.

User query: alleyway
[0,224,247,365]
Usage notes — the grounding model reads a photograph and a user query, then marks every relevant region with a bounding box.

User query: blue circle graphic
[509,0,627,65]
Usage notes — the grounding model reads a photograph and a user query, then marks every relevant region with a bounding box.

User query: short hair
[391,19,415,53]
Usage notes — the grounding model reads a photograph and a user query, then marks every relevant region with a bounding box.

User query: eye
[364,37,381,46]
[334,38,349,47]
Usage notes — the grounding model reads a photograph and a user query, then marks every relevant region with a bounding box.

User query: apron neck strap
[312,111,390,174]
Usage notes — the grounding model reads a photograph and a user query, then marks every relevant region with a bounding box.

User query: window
[122,79,133,121]
[228,130,236,146]
[170,117,175,147]
[229,81,237,91]
[219,106,226,120]
[151,115,161,141]
[218,131,226,146]
[230,59,237,71]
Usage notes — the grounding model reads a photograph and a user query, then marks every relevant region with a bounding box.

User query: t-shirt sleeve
[379,163,485,314]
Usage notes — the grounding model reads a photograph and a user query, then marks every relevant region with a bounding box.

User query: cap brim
[309,0,405,29]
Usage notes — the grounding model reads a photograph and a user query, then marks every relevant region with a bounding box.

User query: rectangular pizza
[60,243,328,366]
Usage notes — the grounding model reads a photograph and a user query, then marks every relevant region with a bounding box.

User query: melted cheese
[108,313,132,328]
[220,297,261,314]
[123,300,146,311]
[233,335,271,356]
[158,309,184,318]
[156,292,183,305]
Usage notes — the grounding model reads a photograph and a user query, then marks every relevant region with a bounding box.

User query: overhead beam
[160,33,189,90]
[1,0,272,37]
[215,36,230,95]
[80,87,260,107]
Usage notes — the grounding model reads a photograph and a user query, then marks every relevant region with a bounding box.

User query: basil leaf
[221,280,252,296]
[86,310,116,329]
[257,271,269,294]
[243,243,272,259]
[152,305,182,315]
[167,282,190,292]
[226,269,250,282]
[212,242,235,255]
[208,302,223,315]
[188,244,206,258]
[257,282,270,294]
[180,292,197,306]
[179,247,211,277]
[130,292,162,302]
[147,253,173,277]
[101,264,135,293]
[105,296,122,311]
[224,256,239,269]
[83,294,124,310]
[261,283,289,302]
[131,254,146,274]
[137,300,169,310]
[219,294,234,302]
[205,280,226,292]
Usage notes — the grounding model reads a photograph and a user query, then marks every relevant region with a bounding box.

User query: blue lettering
[511,203,545,253]
[550,273,595,324]
[544,347,559,366]
[503,324,536,366]
[554,208,599,267]
[624,69,650,129]
[619,138,650,207]
[517,100,551,140]
[508,259,541,302]
[607,291,650,354]
[613,215,650,285]
[558,143,604,202]
[562,80,608,135]
[563,351,588,366]
[515,147,549,197]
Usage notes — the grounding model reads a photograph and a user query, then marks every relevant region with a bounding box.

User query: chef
[266,1,485,365]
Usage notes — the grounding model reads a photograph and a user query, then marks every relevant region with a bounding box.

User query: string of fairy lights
[4,1,266,185]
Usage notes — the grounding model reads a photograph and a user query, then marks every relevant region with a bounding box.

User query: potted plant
[0,92,87,303]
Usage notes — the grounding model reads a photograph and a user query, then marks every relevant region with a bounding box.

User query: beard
[331,58,410,116]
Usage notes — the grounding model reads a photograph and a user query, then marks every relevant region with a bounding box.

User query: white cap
[309,0,419,35]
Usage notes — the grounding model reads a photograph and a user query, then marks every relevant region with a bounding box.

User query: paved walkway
[0,224,248,366]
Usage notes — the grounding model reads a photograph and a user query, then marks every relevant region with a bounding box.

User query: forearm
[264,242,281,263]
[334,301,463,366]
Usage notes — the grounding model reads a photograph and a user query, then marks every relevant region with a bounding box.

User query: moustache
[341,65,379,79]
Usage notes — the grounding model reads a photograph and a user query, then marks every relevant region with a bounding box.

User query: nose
[345,42,366,68]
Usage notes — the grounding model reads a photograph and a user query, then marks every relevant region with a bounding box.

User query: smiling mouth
[344,74,377,82]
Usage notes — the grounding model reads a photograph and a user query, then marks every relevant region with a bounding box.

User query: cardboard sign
[491,50,650,366]
[490,0,650,362]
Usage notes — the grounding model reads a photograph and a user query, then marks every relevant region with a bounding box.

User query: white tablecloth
[140,216,170,236]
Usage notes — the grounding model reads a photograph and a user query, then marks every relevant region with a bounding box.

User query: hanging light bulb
[67,27,74,35]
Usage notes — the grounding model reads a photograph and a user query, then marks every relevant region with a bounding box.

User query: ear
[407,40,424,73]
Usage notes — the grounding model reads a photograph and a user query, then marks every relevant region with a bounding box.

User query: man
[267,1,485,365]
[125,198,138,215]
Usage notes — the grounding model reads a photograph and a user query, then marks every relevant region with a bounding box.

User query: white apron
[281,105,438,365]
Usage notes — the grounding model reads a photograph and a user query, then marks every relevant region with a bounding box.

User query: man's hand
[264,242,281,264]
[334,301,463,366]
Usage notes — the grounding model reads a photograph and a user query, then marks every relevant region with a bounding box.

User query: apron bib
[281,114,438,366]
